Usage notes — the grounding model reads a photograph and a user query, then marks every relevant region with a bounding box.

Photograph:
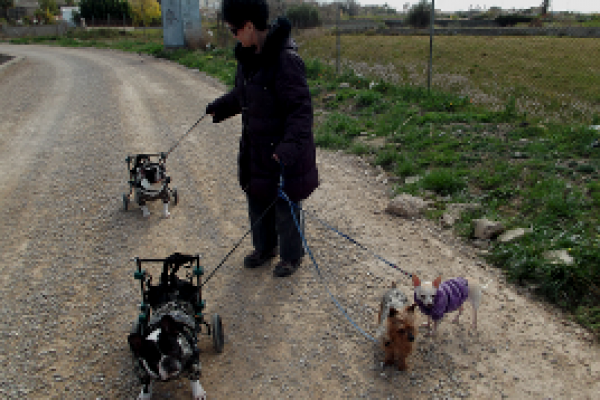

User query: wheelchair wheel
[172,188,179,206]
[123,194,129,211]
[212,314,224,353]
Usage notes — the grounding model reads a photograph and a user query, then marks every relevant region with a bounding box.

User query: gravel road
[0,44,598,400]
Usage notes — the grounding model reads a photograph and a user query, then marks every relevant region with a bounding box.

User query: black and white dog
[128,262,207,399]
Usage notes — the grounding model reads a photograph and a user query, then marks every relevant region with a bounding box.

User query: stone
[404,176,422,185]
[385,194,432,218]
[441,212,459,228]
[497,228,533,243]
[473,218,505,239]
[441,203,482,228]
[543,249,574,266]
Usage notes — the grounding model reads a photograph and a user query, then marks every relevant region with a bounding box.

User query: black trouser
[247,194,304,262]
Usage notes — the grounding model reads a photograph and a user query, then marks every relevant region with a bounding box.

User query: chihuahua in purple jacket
[412,274,490,336]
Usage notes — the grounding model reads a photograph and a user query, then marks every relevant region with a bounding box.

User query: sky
[347,1,599,13]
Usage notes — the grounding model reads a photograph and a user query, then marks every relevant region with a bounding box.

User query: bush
[79,0,133,21]
[286,4,320,29]
[421,169,466,195]
[495,15,535,27]
[406,0,431,29]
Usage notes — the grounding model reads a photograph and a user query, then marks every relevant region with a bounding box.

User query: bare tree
[541,0,550,16]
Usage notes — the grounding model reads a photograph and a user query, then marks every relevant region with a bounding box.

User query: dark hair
[222,0,269,31]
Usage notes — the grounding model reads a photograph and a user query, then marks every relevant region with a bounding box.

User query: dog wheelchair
[131,252,224,352]
[122,153,179,212]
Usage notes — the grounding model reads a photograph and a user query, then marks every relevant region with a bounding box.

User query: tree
[406,0,431,28]
[79,0,133,21]
[286,4,321,29]
[541,0,550,16]
[1,0,14,20]
[38,0,59,15]
[129,0,160,27]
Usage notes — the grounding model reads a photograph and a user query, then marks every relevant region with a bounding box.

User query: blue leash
[301,208,413,279]
[278,167,378,343]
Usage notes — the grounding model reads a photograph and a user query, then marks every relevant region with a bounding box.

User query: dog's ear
[128,333,144,354]
[389,307,398,317]
[412,274,421,287]
[433,276,442,288]
[406,304,416,313]
[160,314,180,334]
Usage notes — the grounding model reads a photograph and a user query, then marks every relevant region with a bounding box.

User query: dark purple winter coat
[206,17,319,202]
[414,277,469,321]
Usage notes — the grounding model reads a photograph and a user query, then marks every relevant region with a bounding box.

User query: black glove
[206,102,216,117]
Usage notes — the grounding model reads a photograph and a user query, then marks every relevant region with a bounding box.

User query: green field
[5,27,600,337]
[295,32,600,125]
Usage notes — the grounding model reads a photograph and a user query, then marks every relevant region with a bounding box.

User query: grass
[8,27,600,339]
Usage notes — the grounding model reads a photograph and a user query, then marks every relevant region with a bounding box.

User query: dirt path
[0,44,598,400]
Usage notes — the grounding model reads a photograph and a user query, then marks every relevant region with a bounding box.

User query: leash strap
[277,166,378,343]
[201,194,279,288]
[166,114,207,157]
[301,208,413,278]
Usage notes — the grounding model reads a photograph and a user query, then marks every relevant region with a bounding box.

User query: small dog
[412,274,489,336]
[133,155,171,219]
[128,313,206,400]
[376,282,417,371]
[128,255,207,400]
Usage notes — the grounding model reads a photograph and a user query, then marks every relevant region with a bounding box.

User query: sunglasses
[229,25,242,36]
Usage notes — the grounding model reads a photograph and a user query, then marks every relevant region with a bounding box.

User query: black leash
[166,114,207,157]
[201,193,279,288]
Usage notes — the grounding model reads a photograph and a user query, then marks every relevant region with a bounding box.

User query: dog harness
[132,300,201,384]
[414,277,469,321]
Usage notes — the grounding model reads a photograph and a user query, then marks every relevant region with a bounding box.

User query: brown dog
[376,282,417,371]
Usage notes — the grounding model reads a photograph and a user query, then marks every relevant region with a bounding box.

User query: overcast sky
[347,1,599,13]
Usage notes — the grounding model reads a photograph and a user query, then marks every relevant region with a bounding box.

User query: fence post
[108,14,111,27]
[336,4,340,75]
[123,13,125,29]
[92,15,94,28]
[427,0,435,93]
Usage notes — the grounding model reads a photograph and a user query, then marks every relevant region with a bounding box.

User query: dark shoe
[244,249,277,268]
[273,258,302,277]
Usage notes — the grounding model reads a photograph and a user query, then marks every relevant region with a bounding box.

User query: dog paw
[163,212,170,219]
[191,381,206,400]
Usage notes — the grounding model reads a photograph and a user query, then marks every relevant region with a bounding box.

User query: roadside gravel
[0,44,598,400]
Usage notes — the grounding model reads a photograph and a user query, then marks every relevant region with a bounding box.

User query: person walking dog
[206,0,319,277]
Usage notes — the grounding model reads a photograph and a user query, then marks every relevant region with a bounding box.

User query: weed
[421,169,467,196]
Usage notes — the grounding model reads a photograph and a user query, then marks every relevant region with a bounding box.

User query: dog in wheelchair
[128,253,224,399]
[123,153,178,218]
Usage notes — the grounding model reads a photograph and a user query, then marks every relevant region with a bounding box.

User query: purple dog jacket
[415,277,469,321]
